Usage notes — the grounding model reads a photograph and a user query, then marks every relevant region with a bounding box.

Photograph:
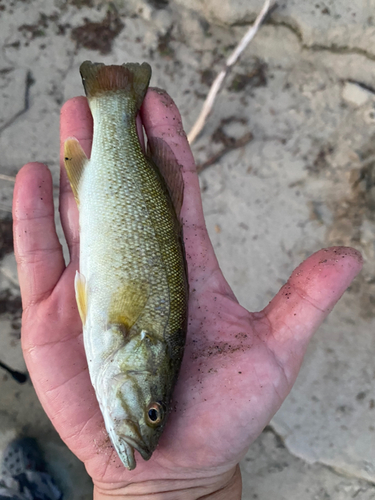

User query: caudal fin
[79,61,151,111]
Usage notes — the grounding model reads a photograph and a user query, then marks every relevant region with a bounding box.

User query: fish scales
[83,97,178,334]
[63,61,188,470]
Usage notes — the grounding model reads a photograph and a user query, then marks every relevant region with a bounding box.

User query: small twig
[197,131,253,173]
[0,268,19,288]
[188,0,274,144]
[0,174,16,182]
[0,71,34,135]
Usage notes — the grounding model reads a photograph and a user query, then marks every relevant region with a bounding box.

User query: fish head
[100,331,174,470]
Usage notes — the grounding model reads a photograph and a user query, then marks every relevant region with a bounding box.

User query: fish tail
[80,61,151,113]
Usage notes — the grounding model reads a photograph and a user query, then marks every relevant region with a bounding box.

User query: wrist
[93,465,241,500]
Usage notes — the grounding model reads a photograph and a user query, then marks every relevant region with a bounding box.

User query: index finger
[141,88,222,287]
[59,96,92,262]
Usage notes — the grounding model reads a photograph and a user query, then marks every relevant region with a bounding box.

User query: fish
[63,61,188,470]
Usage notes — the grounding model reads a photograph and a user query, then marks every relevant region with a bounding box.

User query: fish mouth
[118,439,136,471]
[122,435,152,462]
[119,419,152,465]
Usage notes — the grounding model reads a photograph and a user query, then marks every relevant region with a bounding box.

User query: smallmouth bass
[63,61,188,470]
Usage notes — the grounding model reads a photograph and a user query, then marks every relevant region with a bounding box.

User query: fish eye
[146,402,164,427]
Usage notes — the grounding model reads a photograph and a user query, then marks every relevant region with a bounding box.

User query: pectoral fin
[109,281,149,333]
[64,138,89,204]
[75,271,87,325]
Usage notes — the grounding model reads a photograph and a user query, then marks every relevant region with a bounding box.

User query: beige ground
[1,0,375,498]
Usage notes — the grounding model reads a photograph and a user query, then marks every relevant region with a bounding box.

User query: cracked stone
[173,0,375,61]
[1,0,375,498]
[0,68,28,130]
[242,428,375,499]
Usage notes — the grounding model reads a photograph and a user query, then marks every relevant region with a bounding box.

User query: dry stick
[0,174,16,182]
[0,71,34,135]
[0,267,19,287]
[187,0,274,145]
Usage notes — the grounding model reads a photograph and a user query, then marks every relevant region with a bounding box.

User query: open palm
[13,89,362,497]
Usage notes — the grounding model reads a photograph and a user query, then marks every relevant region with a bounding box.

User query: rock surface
[0,0,374,498]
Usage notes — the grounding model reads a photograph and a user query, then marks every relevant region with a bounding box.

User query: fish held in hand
[63,61,188,470]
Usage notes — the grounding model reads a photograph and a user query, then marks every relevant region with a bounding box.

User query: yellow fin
[108,281,149,332]
[74,271,87,325]
[63,138,88,204]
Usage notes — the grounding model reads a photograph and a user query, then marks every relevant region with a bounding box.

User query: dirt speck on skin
[71,10,124,54]
[191,336,253,361]
[153,87,168,96]
[235,332,249,340]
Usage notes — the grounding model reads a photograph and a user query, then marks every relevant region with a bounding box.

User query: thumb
[261,247,362,384]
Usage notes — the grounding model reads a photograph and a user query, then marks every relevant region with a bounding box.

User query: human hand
[13,89,362,499]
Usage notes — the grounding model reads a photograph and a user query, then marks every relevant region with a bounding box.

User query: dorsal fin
[147,136,184,218]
